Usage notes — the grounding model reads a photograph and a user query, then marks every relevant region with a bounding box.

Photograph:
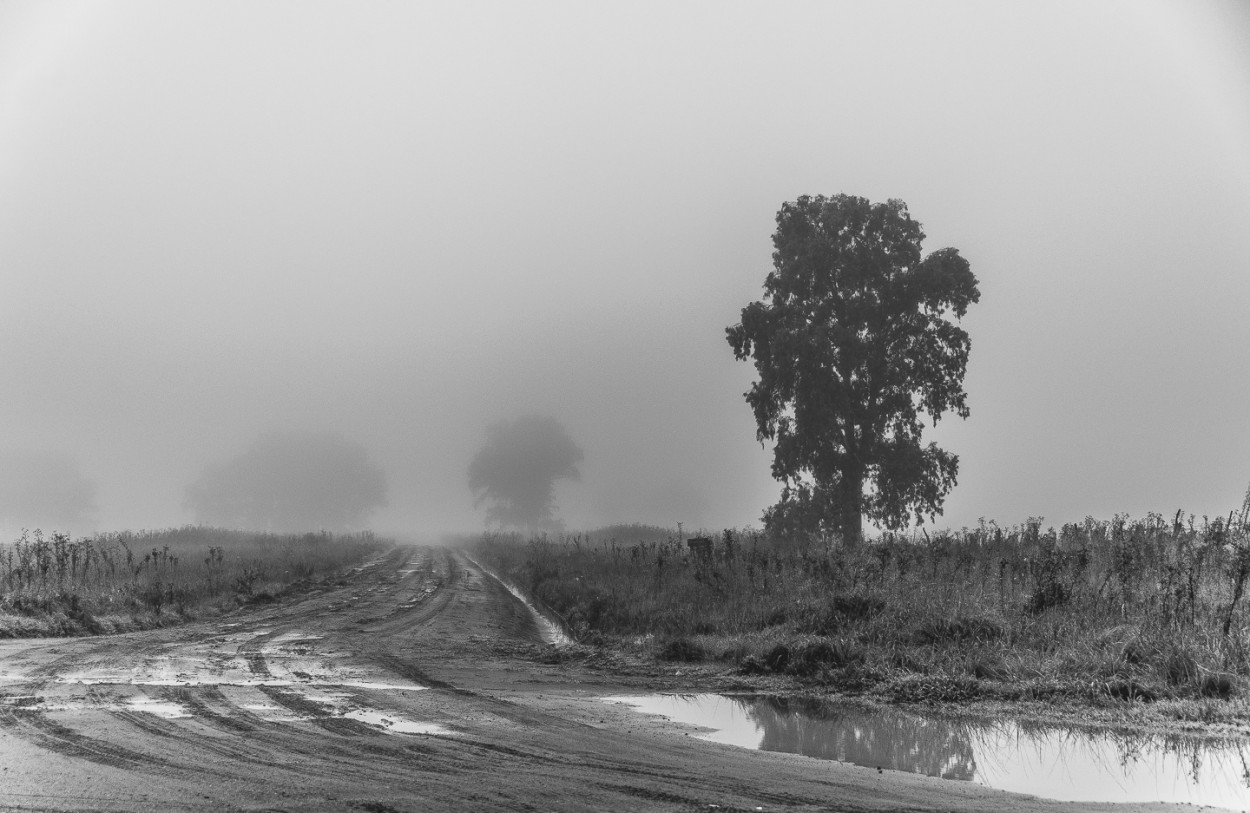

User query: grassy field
[472,501,1250,709]
[0,526,388,637]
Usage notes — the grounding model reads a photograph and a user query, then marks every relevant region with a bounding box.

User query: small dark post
[687,536,713,564]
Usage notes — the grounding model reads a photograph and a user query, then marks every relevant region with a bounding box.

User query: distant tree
[468,415,583,532]
[185,431,387,532]
[0,448,97,531]
[726,194,980,542]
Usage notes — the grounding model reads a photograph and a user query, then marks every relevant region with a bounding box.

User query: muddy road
[0,547,1209,812]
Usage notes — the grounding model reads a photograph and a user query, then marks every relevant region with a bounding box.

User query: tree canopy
[468,415,583,532]
[0,448,97,532]
[726,194,980,542]
[185,430,387,532]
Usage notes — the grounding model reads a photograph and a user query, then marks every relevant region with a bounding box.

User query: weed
[913,615,1004,645]
[469,493,1250,703]
[0,526,386,636]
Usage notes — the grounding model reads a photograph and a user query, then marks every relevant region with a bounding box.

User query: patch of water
[282,686,450,736]
[606,694,1250,808]
[241,702,313,723]
[54,665,428,689]
[125,695,192,719]
[342,708,450,735]
[397,556,428,577]
[5,692,193,719]
[50,628,426,690]
[335,681,427,691]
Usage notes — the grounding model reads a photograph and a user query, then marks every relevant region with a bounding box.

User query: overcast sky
[2,0,1248,537]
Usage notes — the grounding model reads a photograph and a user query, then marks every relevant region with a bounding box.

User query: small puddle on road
[49,627,427,691]
[241,702,311,723]
[606,694,1250,808]
[260,686,452,735]
[342,708,450,735]
[125,695,192,719]
[4,691,193,719]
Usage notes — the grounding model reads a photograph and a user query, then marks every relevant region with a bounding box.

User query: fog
[2,1,1248,537]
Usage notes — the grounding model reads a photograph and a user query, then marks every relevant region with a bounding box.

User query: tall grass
[473,500,1250,702]
[0,526,387,636]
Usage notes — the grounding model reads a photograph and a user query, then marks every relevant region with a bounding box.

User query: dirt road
[0,546,1215,812]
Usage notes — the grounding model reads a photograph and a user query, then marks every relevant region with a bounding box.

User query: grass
[0,526,388,636]
[471,498,1250,709]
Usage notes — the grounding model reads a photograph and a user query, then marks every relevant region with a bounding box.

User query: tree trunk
[839,470,863,546]
[840,507,862,546]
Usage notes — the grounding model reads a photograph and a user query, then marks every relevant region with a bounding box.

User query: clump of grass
[912,614,1004,646]
[656,637,705,662]
[471,492,1250,705]
[0,527,387,636]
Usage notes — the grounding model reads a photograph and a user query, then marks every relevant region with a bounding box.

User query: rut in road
[1,547,457,750]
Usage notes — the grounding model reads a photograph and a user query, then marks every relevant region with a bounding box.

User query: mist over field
[1,1,1248,537]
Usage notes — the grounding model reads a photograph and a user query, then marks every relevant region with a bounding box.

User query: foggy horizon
[2,1,1248,539]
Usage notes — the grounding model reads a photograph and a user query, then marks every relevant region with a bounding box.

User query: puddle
[5,686,443,734]
[125,695,192,719]
[58,675,425,690]
[342,708,450,735]
[5,691,193,719]
[278,687,451,736]
[606,694,1250,808]
[51,628,426,690]
[57,670,430,685]
[241,702,313,723]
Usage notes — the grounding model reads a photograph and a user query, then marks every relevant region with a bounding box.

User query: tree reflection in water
[743,696,976,779]
[607,693,1250,806]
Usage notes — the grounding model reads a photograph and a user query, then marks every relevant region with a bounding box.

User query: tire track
[0,708,162,771]
[237,630,284,678]
[159,686,256,733]
[357,547,461,636]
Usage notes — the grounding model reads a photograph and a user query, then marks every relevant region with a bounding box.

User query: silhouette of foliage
[0,448,97,530]
[185,431,386,532]
[468,415,583,532]
[727,194,980,541]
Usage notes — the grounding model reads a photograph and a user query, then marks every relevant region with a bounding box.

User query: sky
[1,0,1248,537]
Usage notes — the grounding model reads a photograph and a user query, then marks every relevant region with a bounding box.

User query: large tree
[726,194,980,542]
[0,448,97,532]
[468,415,583,532]
[185,430,387,532]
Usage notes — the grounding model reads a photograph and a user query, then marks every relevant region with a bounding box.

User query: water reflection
[606,694,1250,808]
[747,696,976,780]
